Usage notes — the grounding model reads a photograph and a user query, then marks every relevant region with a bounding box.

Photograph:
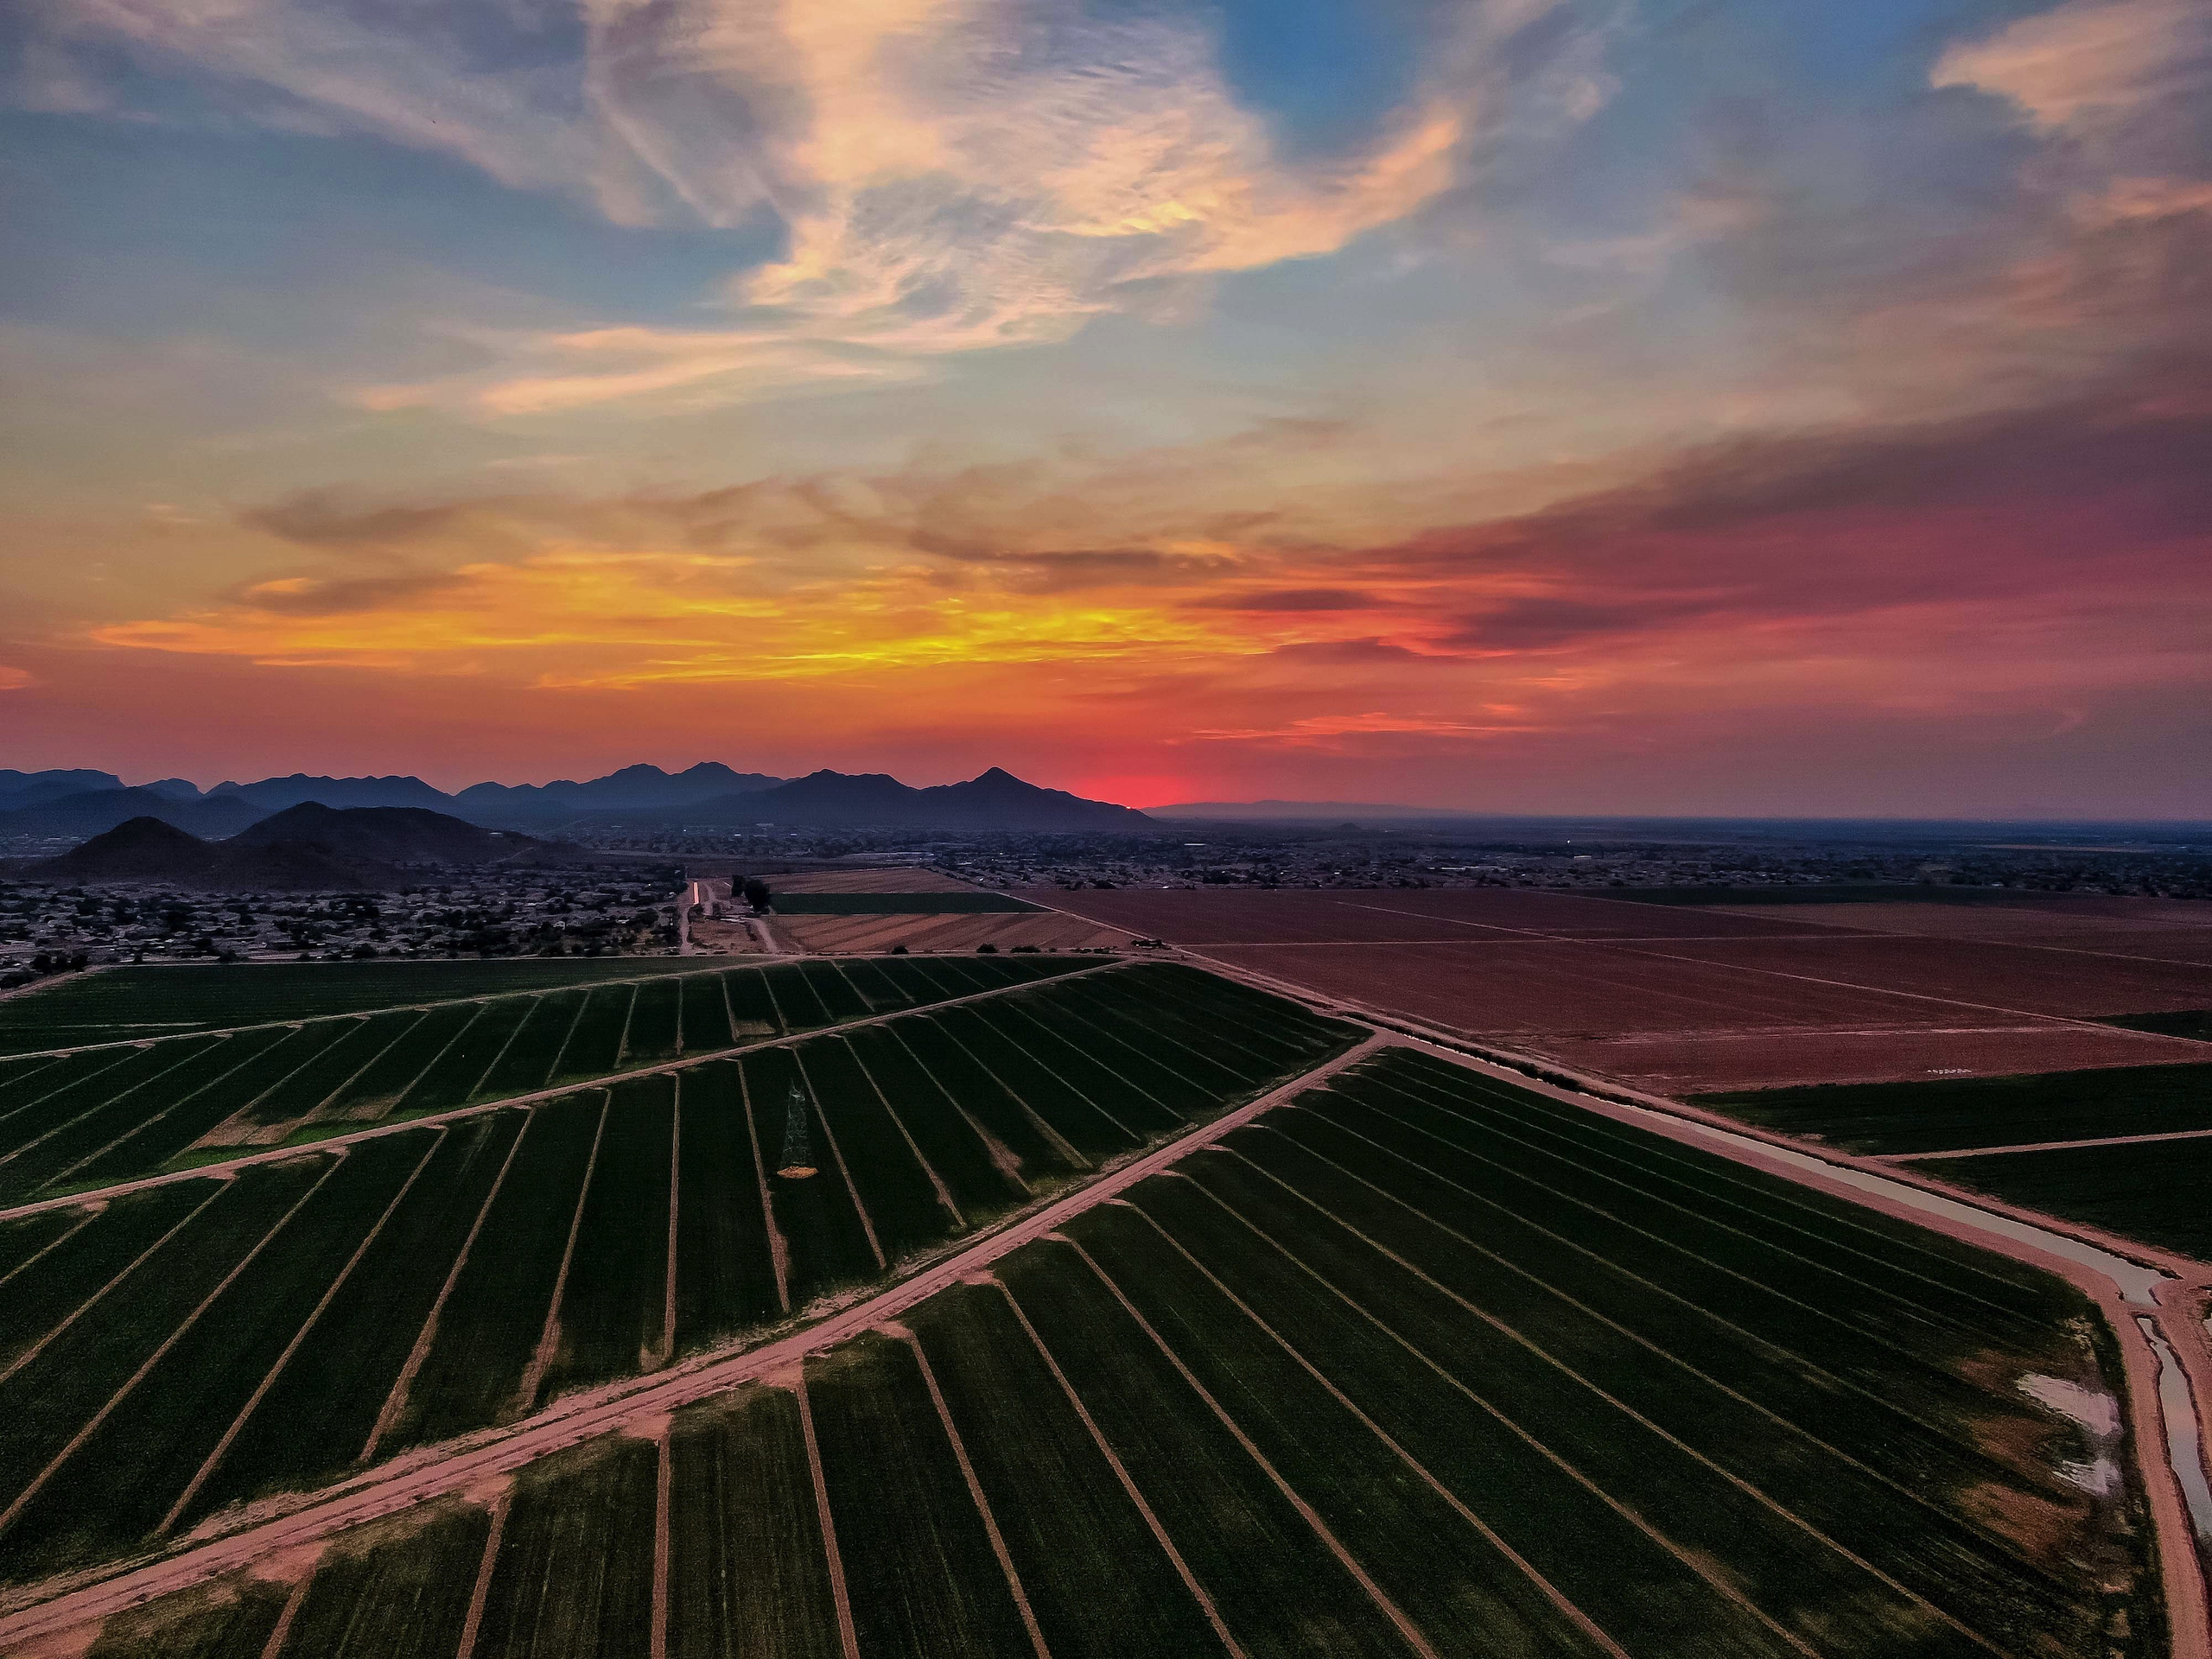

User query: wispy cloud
[29,0,1605,415]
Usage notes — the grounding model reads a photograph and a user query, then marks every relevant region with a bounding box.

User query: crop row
[0,963,1358,1584]
[0,955,1086,1200]
[88,1047,2154,1656]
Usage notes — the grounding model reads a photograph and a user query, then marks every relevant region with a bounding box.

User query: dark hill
[29,817,390,891]
[230,804,544,866]
[31,817,218,882]
[0,788,269,841]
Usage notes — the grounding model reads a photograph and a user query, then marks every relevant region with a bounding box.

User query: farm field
[0,962,1357,1586]
[1033,887,2212,1091]
[54,1044,2163,1658]
[0,956,1087,1200]
[769,867,982,893]
[0,957,715,1055]
[1912,1138,2212,1263]
[1694,1060,2212,1155]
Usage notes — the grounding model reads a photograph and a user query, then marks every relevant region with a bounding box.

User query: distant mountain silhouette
[12,762,1152,836]
[0,769,126,810]
[27,805,557,890]
[211,774,457,811]
[642,767,1153,831]
[455,762,783,825]
[0,788,270,841]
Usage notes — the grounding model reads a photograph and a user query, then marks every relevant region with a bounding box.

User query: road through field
[0,1033,1390,1647]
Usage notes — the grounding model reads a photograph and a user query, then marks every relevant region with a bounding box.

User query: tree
[742,877,772,912]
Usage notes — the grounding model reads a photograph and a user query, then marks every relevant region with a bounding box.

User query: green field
[81,1044,2160,1657]
[1913,1136,2212,1262]
[2100,1008,2212,1042]
[0,956,1091,1201]
[769,890,1043,913]
[1694,1059,2212,1154]
[0,958,712,1054]
[0,963,1360,1584]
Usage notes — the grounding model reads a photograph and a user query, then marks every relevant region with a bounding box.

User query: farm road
[0,1033,1390,1648]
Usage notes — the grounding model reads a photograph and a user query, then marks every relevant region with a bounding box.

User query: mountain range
[0,763,1153,838]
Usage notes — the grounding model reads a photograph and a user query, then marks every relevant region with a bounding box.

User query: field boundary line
[0,1181,231,1387]
[990,1279,1244,1656]
[1179,1154,1823,1658]
[540,986,594,1092]
[661,1087,681,1368]
[1352,1064,2042,1338]
[0,1051,143,1129]
[0,1208,97,1294]
[1111,1197,1633,1659]
[993,1000,1184,1123]
[1187,1147,2017,1653]
[926,1021,1089,1172]
[256,1570,309,1659]
[952,1005,1144,1146]
[0,1032,1389,1645]
[1260,1105,2033,1490]
[451,1487,507,1659]
[161,1130,448,1535]
[874,1027,1030,1202]
[0,1039,225,1182]
[0,961,1128,1224]
[515,1090,612,1415]
[385,1000,486,1117]
[1381,1045,2145,1306]
[891,1325,1052,1659]
[43,1034,297,1193]
[1052,1233,1444,1659]
[1878,1125,2212,1161]
[454,998,529,1105]
[1031,999,1235,1109]
[361,1112,533,1464]
[792,1049,887,1271]
[845,1038,965,1229]
[734,1062,790,1313]
[651,1422,671,1659]
[0,1157,343,1541]
[791,1375,861,1659]
[195,1022,360,1154]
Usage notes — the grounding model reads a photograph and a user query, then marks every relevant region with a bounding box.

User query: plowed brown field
[1029,888,2212,1094]
[780,912,1128,954]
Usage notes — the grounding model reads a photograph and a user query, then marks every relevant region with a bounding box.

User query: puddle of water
[2019,1374,2121,1439]
[2061,1457,2122,1497]
[2135,1317,2212,1541]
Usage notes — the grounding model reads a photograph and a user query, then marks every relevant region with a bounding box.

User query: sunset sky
[3,0,2208,815]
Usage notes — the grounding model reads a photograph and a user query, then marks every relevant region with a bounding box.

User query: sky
[2,0,2208,816]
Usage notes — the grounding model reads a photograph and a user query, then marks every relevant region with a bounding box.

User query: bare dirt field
[685,919,767,954]
[779,912,1128,954]
[1032,888,2212,1094]
[1024,887,1831,944]
[1649,935,2211,1018]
